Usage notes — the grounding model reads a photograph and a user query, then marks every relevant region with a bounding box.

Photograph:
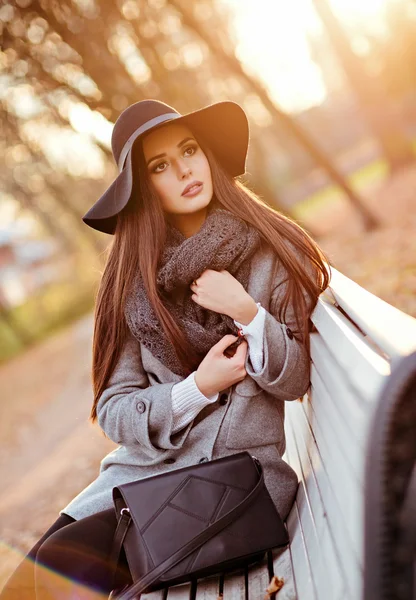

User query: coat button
[136,401,146,413]
[286,327,294,340]
[219,393,228,405]
[163,458,176,464]
[198,457,209,463]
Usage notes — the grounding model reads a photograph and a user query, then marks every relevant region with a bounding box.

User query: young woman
[1,99,331,599]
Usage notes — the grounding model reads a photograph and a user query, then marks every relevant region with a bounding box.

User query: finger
[234,339,248,358]
[215,335,239,352]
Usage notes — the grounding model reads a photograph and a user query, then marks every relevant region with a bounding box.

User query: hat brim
[82,146,133,235]
[82,101,249,235]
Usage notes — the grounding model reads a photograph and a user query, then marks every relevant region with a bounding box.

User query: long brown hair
[89,130,332,422]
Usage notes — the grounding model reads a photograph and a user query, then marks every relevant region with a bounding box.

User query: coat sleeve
[95,331,193,453]
[244,254,314,401]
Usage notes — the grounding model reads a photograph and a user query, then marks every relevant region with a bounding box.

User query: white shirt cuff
[234,302,266,373]
[171,371,219,433]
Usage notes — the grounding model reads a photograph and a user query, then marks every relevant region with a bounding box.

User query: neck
[167,207,209,239]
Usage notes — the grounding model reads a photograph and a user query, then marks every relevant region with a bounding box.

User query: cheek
[150,174,175,202]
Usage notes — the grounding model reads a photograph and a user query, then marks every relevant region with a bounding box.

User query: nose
[176,158,192,179]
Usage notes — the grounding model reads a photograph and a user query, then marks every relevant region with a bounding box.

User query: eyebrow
[146,137,196,166]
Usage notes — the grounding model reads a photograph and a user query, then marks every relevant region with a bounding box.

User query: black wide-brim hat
[82,99,250,234]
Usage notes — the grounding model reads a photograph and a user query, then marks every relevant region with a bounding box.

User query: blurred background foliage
[1,0,415,362]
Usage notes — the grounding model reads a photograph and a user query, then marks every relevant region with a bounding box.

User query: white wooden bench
[141,266,416,600]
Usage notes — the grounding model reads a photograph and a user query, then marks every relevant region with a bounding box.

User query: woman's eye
[153,161,167,173]
[151,145,198,173]
[184,145,197,156]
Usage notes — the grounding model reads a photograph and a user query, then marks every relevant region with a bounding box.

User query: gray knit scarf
[124,206,262,376]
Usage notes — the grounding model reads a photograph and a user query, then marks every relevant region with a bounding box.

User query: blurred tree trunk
[311,0,414,171]
[167,0,379,231]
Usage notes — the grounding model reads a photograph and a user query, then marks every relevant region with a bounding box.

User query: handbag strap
[110,466,266,600]
[109,508,133,585]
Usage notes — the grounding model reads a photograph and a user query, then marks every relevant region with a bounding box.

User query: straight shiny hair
[89,131,332,422]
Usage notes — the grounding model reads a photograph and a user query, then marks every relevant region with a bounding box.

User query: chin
[182,194,212,212]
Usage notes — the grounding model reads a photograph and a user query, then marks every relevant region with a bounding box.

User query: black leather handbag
[108,451,290,600]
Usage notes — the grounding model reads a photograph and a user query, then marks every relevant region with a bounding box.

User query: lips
[181,181,203,196]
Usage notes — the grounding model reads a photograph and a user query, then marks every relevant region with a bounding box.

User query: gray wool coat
[61,240,312,523]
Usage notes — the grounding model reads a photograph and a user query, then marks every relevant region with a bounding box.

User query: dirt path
[0,313,115,587]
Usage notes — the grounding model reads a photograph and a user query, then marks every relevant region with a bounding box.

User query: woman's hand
[190,269,258,324]
[195,335,248,397]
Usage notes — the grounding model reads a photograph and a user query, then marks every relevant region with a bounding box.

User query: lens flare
[0,540,111,599]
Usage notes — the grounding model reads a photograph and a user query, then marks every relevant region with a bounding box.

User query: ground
[0,165,415,588]
[300,164,416,318]
[0,314,115,586]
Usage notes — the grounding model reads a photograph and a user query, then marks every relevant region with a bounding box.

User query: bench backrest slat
[323,268,416,358]
[284,416,347,600]
[310,364,364,479]
[310,336,373,445]
[285,401,362,599]
[312,301,389,402]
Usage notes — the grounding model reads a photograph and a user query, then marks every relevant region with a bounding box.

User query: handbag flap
[114,452,257,529]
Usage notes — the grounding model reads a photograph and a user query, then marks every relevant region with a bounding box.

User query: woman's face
[142,122,214,234]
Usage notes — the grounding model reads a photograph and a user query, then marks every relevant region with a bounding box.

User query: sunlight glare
[329,0,387,21]
[223,0,390,112]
